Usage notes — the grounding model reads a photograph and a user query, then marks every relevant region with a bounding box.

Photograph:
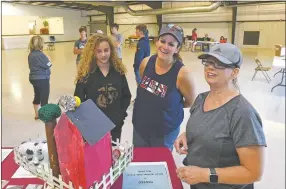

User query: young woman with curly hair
[74,34,131,143]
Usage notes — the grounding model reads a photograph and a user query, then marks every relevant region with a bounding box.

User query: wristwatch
[209,168,218,184]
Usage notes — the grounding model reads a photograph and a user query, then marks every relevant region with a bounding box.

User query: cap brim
[159,32,181,45]
[198,53,233,65]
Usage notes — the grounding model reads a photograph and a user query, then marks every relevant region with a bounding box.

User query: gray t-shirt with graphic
[112,33,123,59]
[74,39,87,62]
[185,92,266,189]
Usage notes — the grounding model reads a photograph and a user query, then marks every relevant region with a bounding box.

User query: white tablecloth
[2,36,31,50]
[272,56,286,69]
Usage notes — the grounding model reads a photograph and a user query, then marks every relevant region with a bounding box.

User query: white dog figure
[16,140,49,173]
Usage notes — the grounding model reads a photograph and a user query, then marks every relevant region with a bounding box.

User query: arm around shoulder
[177,67,196,108]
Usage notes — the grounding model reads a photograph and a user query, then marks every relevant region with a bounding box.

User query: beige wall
[89,2,285,49]
[235,21,285,48]
[2,16,64,36]
[2,2,89,42]
[161,2,285,48]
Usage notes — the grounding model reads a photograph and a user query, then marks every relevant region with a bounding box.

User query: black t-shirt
[74,67,131,127]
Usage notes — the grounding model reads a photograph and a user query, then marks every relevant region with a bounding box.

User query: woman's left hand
[176,166,209,185]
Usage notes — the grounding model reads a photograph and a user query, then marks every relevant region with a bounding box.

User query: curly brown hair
[75,34,127,83]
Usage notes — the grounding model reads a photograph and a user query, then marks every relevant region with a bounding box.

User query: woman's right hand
[174,132,188,155]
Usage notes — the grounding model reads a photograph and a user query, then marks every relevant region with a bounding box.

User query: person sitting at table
[203,33,210,41]
[191,28,198,52]
[202,33,210,52]
[132,24,196,150]
[220,36,227,43]
[175,43,266,189]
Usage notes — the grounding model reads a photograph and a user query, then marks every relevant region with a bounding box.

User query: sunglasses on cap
[201,59,238,69]
[166,24,183,35]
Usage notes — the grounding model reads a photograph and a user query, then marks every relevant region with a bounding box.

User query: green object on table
[38,104,62,123]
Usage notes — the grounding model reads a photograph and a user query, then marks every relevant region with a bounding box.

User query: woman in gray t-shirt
[175,43,266,189]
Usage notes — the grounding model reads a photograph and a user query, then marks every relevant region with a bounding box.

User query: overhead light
[32,2,45,5]
[45,3,57,6]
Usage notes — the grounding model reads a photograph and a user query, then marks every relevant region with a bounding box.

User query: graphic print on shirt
[78,42,86,49]
[97,84,118,108]
[140,76,168,98]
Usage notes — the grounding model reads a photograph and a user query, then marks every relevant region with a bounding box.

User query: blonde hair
[29,35,44,51]
[75,34,127,83]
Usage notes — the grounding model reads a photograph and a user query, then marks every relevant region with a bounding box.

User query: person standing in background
[134,24,150,85]
[111,23,124,62]
[28,36,52,120]
[191,28,198,52]
[74,26,88,68]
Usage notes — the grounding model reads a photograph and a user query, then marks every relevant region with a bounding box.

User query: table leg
[274,69,283,77]
[271,69,286,92]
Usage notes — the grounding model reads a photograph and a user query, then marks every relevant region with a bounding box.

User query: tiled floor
[2,43,285,189]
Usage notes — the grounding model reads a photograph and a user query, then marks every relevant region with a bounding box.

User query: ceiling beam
[143,2,162,34]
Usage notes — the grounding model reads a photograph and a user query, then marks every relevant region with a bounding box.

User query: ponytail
[173,43,183,62]
[173,53,183,62]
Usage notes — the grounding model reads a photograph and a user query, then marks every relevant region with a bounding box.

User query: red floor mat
[1,147,44,189]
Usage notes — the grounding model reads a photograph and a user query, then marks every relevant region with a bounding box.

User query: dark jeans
[134,70,141,85]
[111,126,122,145]
[29,79,50,106]
[133,127,180,151]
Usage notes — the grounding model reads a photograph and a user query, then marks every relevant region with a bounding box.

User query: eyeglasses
[201,59,237,69]
[166,24,183,35]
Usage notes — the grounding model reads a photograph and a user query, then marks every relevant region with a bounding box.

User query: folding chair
[47,36,55,51]
[124,39,131,48]
[183,38,191,51]
[251,57,271,83]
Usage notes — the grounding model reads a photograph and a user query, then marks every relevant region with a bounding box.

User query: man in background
[134,24,150,85]
[111,23,123,61]
[74,26,87,68]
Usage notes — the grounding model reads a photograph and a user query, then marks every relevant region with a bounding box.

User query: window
[243,31,260,45]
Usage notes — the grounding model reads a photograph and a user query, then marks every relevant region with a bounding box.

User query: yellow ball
[74,96,81,107]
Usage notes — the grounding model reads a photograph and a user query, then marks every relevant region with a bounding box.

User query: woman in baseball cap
[175,43,266,188]
[132,24,196,150]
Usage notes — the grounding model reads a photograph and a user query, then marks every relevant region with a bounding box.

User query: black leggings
[111,126,122,145]
[29,79,50,106]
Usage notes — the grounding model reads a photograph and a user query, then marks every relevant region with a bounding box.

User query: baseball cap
[158,24,183,46]
[198,43,243,68]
